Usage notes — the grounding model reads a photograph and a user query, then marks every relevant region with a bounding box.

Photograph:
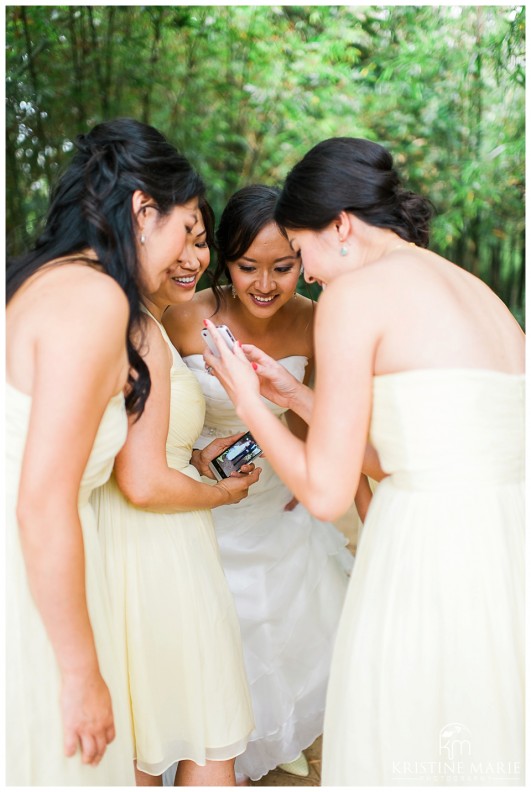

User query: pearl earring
[231,284,237,299]
[140,234,145,245]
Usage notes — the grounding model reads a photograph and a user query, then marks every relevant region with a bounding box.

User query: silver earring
[340,244,348,256]
[140,234,145,245]
[231,284,237,299]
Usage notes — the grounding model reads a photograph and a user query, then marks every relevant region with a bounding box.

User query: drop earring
[231,284,237,299]
[340,244,348,256]
[140,234,146,245]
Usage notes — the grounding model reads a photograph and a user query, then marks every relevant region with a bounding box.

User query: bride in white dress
[163,185,370,783]
[203,139,525,786]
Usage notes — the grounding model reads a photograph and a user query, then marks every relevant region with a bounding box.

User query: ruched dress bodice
[162,338,207,475]
[323,368,525,786]
[371,369,524,490]
[6,384,127,503]
[6,383,134,785]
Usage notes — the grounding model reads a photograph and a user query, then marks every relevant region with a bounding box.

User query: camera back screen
[212,432,261,478]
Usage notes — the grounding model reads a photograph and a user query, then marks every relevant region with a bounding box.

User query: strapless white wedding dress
[184,354,354,781]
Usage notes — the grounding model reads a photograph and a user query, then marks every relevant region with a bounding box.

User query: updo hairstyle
[275,137,434,247]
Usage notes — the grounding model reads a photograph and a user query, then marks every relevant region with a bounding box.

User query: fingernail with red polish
[203,319,208,326]
[252,363,258,370]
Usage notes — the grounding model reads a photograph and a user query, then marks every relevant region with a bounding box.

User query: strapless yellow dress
[322,370,525,786]
[91,315,253,776]
[6,384,135,785]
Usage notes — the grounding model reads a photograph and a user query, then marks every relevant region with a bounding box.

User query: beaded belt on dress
[203,423,246,438]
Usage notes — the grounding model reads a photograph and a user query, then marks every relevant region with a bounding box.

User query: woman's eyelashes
[236,264,296,274]
[191,228,208,249]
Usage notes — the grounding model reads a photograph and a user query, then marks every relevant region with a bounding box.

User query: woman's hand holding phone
[202,320,313,423]
[202,320,261,412]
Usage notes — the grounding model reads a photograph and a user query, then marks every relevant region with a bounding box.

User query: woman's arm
[259,354,376,517]
[16,270,129,765]
[284,356,314,440]
[363,440,388,482]
[114,317,260,510]
[204,271,379,521]
[354,474,373,522]
[242,344,385,482]
[242,344,314,422]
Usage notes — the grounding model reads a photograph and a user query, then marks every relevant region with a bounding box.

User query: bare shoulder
[320,248,441,312]
[318,266,383,312]
[291,293,316,350]
[77,265,129,315]
[139,312,173,370]
[165,287,216,327]
[22,263,130,341]
[292,292,316,320]
[163,288,217,354]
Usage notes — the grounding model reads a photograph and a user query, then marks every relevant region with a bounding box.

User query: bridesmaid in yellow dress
[204,138,525,786]
[6,117,201,784]
[91,198,259,786]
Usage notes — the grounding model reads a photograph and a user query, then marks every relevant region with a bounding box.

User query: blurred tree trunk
[469,7,484,277]
[21,7,52,185]
[6,124,27,252]
[142,8,166,124]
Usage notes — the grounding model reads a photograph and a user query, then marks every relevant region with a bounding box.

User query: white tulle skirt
[176,450,353,781]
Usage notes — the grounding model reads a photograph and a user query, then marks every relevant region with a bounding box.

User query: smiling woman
[137,197,208,306]
[228,221,301,311]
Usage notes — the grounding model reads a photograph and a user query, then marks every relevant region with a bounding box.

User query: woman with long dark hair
[91,196,259,787]
[203,137,525,785]
[6,117,204,785]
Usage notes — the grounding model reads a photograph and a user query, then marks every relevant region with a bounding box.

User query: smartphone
[208,431,262,480]
[201,324,236,357]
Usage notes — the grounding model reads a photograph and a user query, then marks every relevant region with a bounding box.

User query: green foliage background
[6,5,525,325]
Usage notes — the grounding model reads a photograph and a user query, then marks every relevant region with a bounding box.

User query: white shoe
[278,752,310,777]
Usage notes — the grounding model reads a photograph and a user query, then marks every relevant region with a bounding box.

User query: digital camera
[208,431,262,480]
